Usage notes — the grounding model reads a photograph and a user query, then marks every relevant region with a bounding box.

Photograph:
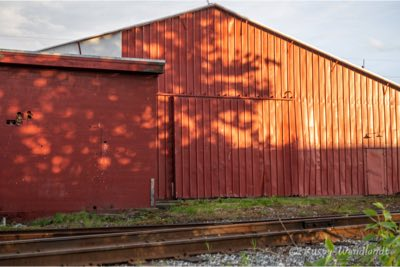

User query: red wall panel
[122,5,400,199]
[0,52,160,218]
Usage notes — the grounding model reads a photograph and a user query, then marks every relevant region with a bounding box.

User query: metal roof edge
[0,49,165,73]
[1,49,165,64]
[211,4,400,90]
[38,3,400,89]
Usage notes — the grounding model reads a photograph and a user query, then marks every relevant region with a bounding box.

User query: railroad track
[0,213,398,265]
[0,212,387,241]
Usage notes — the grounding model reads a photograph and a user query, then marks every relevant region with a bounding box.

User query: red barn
[0,50,164,218]
[37,4,400,200]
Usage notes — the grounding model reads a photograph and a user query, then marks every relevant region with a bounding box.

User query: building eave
[0,49,165,74]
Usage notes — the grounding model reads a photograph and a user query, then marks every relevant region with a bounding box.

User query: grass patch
[0,226,14,231]
[2,196,399,229]
[169,197,328,214]
[331,203,359,214]
[30,211,129,228]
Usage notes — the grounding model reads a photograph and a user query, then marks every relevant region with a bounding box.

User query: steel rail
[0,225,176,242]
[0,213,398,265]
[0,224,368,266]
[1,212,397,255]
[0,211,394,241]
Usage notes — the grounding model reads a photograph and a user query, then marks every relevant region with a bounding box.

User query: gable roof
[39,3,400,90]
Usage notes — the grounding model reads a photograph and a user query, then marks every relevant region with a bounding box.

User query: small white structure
[42,32,122,57]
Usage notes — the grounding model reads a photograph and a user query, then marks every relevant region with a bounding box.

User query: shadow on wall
[141,7,282,97]
[0,65,158,217]
[130,8,289,199]
[124,6,400,199]
[172,96,400,198]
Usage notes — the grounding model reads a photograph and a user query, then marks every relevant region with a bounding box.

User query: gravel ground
[147,240,381,266]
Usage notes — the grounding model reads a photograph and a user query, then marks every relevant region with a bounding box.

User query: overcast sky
[0,1,399,84]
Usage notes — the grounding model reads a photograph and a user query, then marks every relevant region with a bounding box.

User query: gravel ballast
[148,240,382,266]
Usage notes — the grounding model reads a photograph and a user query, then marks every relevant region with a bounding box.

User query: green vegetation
[311,239,350,266]
[204,241,211,252]
[251,239,257,251]
[165,196,396,220]
[31,211,120,228]
[167,197,330,218]
[239,251,250,266]
[0,225,14,231]
[362,203,400,266]
[311,202,400,266]
[2,196,399,229]
[29,209,174,228]
[170,196,329,213]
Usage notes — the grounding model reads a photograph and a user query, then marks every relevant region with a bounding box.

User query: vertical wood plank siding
[122,6,400,199]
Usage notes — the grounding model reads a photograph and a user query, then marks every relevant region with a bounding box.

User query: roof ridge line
[212,4,400,89]
[38,3,214,52]
[38,2,400,89]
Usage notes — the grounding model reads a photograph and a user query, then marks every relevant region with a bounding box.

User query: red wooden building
[0,50,164,218]
[38,4,400,200]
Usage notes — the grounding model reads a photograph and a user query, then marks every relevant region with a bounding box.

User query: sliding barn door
[173,97,293,199]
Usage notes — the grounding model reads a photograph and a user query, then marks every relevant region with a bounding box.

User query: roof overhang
[0,49,165,74]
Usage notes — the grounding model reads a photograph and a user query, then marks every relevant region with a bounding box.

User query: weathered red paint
[0,50,164,219]
[0,50,164,74]
[121,5,400,199]
[365,149,386,195]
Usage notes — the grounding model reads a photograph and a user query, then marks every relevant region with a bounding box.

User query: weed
[239,251,250,266]
[205,241,211,252]
[310,202,400,266]
[310,239,349,266]
[251,239,257,251]
[361,202,400,266]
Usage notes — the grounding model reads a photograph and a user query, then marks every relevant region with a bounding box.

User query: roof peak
[39,3,400,89]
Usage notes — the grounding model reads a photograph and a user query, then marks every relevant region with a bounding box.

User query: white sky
[0,0,399,84]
